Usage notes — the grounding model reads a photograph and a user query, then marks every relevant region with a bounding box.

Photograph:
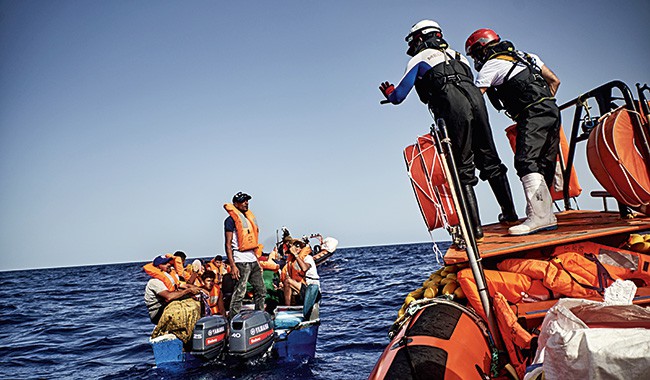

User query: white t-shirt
[303,255,320,288]
[144,278,168,322]
[475,52,544,88]
[231,235,258,263]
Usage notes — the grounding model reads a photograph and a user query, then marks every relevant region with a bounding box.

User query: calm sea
[0,242,448,380]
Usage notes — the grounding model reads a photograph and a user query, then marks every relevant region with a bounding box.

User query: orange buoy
[404,134,459,231]
[369,299,493,379]
[587,106,650,208]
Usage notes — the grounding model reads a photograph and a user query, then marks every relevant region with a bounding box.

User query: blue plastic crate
[150,334,184,365]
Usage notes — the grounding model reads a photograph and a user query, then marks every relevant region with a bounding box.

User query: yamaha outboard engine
[190,315,228,360]
[228,310,274,359]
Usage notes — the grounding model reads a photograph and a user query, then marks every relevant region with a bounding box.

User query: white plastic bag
[533,298,650,380]
[321,237,338,253]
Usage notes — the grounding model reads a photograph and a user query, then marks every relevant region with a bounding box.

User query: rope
[405,138,452,230]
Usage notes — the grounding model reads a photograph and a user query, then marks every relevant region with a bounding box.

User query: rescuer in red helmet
[465,28,561,236]
[379,20,519,241]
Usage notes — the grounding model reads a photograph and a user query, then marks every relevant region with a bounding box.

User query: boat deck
[444,210,650,264]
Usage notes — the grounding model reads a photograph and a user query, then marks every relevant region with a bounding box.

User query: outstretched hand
[379,81,395,99]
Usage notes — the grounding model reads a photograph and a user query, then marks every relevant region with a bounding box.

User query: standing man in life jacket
[465,29,561,236]
[224,192,266,317]
[379,20,518,241]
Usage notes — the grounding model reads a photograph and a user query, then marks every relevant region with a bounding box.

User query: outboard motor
[228,310,274,359]
[190,315,228,360]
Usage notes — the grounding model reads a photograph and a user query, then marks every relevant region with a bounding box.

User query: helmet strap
[407,34,447,57]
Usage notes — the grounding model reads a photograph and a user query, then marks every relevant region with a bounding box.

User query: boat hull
[273,306,320,362]
[369,299,493,380]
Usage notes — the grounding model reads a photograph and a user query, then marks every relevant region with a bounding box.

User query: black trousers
[513,99,561,185]
[430,83,508,186]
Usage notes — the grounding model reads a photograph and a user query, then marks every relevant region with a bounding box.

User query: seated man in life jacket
[143,255,202,344]
[184,259,206,287]
[205,255,229,286]
[201,270,226,317]
[171,250,187,281]
[281,239,321,307]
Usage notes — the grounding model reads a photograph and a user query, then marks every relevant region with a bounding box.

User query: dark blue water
[0,242,448,379]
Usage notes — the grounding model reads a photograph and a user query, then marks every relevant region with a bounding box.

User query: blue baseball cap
[153,255,173,266]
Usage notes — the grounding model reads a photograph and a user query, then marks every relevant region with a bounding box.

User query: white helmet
[405,20,442,56]
[405,20,441,44]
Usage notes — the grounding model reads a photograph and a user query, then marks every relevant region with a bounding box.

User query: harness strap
[510,96,556,120]
[585,253,615,292]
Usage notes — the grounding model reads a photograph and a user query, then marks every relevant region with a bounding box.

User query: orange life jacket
[170,255,184,279]
[224,203,263,255]
[457,268,537,320]
[143,262,178,291]
[281,258,306,284]
[259,256,280,272]
[205,260,229,283]
[259,248,282,272]
[497,251,628,299]
[207,285,223,315]
[493,292,533,380]
[182,264,205,287]
[297,246,312,260]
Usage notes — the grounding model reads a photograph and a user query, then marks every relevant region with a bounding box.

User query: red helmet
[465,28,500,56]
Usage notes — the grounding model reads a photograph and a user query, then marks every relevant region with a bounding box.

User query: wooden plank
[444,210,650,264]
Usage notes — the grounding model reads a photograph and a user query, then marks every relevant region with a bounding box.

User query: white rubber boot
[509,173,557,236]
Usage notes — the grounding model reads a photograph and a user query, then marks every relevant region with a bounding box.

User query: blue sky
[1,1,648,271]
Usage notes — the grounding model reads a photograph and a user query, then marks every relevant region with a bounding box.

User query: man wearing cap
[143,255,201,343]
[223,192,266,316]
[281,238,320,307]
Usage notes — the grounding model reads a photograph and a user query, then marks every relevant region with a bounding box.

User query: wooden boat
[370,81,650,379]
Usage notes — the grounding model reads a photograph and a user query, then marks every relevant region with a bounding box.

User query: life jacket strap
[552,254,613,294]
